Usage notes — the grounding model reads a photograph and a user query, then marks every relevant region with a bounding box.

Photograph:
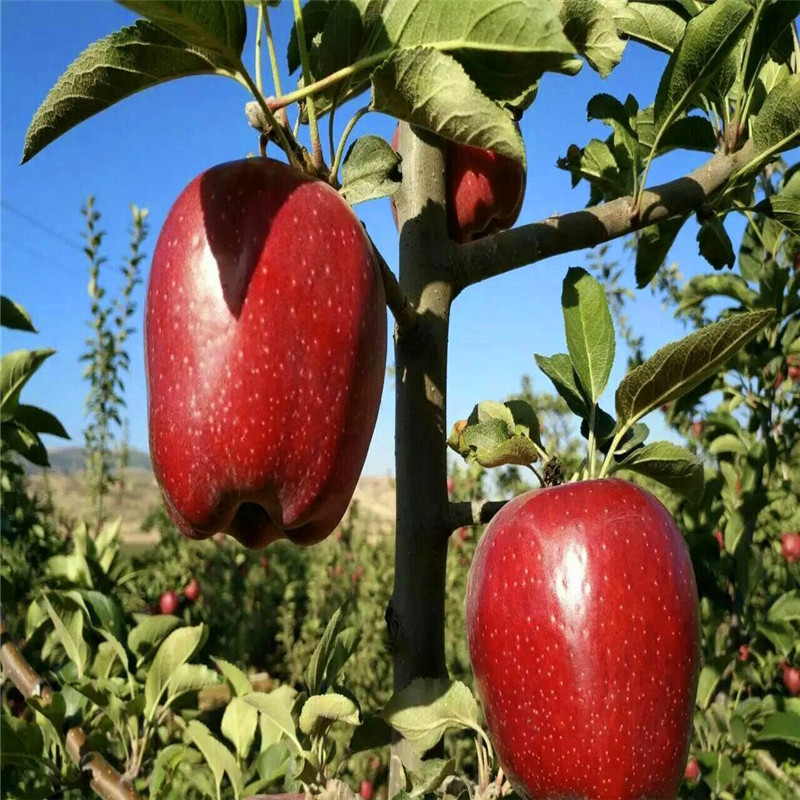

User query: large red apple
[466,479,700,800]
[146,158,386,549]
[390,127,525,243]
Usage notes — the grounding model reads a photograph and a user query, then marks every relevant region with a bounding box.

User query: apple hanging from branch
[146,158,387,549]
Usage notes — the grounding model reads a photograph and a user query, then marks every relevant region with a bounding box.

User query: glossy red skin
[159,590,179,615]
[782,532,800,563]
[466,479,700,800]
[390,127,525,243]
[146,159,386,549]
[184,578,200,602]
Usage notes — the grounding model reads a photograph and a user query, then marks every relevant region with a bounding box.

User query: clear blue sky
[0,2,751,476]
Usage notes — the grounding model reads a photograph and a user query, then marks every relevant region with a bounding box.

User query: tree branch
[0,621,141,800]
[448,499,508,530]
[452,140,754,294]
[365,230,419,337]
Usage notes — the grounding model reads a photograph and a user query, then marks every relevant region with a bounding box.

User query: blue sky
[1,2,751,476]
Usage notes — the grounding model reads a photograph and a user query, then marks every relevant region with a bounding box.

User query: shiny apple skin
[466,479,700,800]
[145,158,386,549]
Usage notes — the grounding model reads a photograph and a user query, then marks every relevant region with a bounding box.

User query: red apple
[781,664,800,696]
[447,476,455,494]
[359,780,373,800]
[146,159,386,549]
[159,590,179,615]
[183,578,200,602]
[737,644,749,662]
[466,479,700,800]
[789,366,800,381]
[390,127,525,243]
[458,527,469,541]
[782,532,800,564]
[684,758,700,783]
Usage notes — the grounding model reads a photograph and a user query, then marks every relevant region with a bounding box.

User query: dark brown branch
[452,140,755,294]
[366,231,419,336]
[448,499,508,531]
[0,621,141,800]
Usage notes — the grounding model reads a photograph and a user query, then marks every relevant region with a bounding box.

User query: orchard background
[1,1,799,800]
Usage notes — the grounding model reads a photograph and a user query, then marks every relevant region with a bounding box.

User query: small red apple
[359,780,373,800]
[146,159,386,550]
[159,590,179,615]
[183,578,200,602]
[738,644,749,662]
[713,530,725,550]
[782,532,800,564]
[789,366,800,381]
[684,758,700,783]
[466,479,700,800]
[390,127,525,243]
[458,527,469,541]
[781,664,800,696]
[447,476,455,494]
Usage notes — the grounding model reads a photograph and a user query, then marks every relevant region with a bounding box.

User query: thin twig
[364,229,418,335]
[448,499,508,531]
[754,751,800,798]
[0,620,141,800]
[452,139,755,295]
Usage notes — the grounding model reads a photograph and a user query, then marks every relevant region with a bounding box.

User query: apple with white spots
[391,127,526,243]
[146,158,386,549]
[466,479,700,800]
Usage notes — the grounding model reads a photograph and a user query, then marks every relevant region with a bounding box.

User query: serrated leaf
[1,349,55,414]
[165,663,218,707]
[222,695,259,760]
[371,48,525,167]
[144,624,206,717]
[186,720,242,800]
[117,1,247,64]
[299,692,360,736]
[340,135,401,205]
[13,404,69,439]
[382,678,480,756]
[752,74,800,160]
[22,21,240,164]
[697,217,735,271]
[557,0,626,77]
[677,273,758,313]
[534,353,589,418]
[305,606,346,695]
[613,2,687,54]
[756,713,800,745]
[767,591,800,624]
[562,267,615,404]
[0,296,36,332]
[128,614,182,663]
[742,1,800,89]
[408,758,456,797]
[246,687,299,751]
[653,0,753,131]
[212,656,252,697]
[615,310,773,428]
[618,441,704,504]
[754,169,800,236]
[558,138,629,199]
[635,217,686,288]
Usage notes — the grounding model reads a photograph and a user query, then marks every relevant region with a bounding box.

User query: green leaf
[222,695,259,761]
[340,135,402,205]
[185,720,242,800]
[299,692,360,736]
[323,627,360,690]
[758,619,795,656]
[371,48,525,166]
[613,2,687,54]
[742,1,800,89]
[305,606,346,695]
[677,273,758,313]
[634,217,686,288]
[587,93,639,173]
[212,656,253,698]
[754,169,800,236]
[246,687,299,751]
[557,138,629,199]
[408,758,456,797]
[287,0,332,74]
[0,716,44,764]
[349,714,393,754]
[653,0,753,131]
[144,624,206,717]
[382,678,480,756]
[257,742,292,782]
[42,596,88,678]
[617,441,704,504]
[724,509,745,555]
[615,309,773,428]
[128,614,182,664]
[696,663,721,708]
[0,297,36,332]
[556,0,626,78]
[22,21,240,164]
[562,267,615,404]
[657,115,717,154]
[767,591,800,624]
[165,663,218,707]
[534,353,589,418]
[1,349,55,415]
[697,217,735,271]
[756,713,800,746]
[316,0,378,80]
[13,405,69,439]
[2,421,49,467]
[117,1,247,64]
[752,74,800,161]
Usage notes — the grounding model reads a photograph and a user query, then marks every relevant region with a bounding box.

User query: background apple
[183,578,200,602]
[782,532,800,563]
[466,479,700,800]
[390,127,525,243]
[146,158,386,549]
[159,590,179,615]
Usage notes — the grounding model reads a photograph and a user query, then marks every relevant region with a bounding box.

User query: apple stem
[260,0,283,100]
[291,0,324,172]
